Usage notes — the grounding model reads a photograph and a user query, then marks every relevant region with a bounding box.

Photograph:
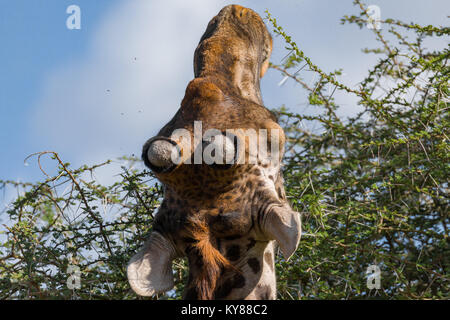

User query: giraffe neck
[183,240,277,300]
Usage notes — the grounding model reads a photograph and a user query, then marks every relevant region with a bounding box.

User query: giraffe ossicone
[128,4,301,300]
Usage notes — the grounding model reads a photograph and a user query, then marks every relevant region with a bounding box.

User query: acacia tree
[0,1,448,299]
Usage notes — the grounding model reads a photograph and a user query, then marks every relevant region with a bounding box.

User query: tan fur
[186,217,236,299]
[135,5,301,300]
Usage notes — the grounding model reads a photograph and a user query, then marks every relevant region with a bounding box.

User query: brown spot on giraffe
[264,251,274,272]
[226,245,241,261]
[247,258,261,274]
[127,4,301,300]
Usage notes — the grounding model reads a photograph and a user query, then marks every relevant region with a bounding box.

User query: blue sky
[0,0,119,183]
[0,0,448,209]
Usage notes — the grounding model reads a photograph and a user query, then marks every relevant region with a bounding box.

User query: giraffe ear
[127,232,176,296]
[262,205,301,260]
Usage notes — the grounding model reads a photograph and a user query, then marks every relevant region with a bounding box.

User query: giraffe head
[127,4,301,300]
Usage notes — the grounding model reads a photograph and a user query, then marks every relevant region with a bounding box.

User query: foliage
[0,153,165,299]
[1,1,448,299]
[267,0,449,299]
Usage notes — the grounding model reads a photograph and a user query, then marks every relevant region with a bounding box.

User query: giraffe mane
[187,216,237,299]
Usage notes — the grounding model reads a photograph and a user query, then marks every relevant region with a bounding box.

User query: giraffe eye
[202,133,238,167]
[143,137,180,173]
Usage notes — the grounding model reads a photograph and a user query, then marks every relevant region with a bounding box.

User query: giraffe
[127,4,301,300]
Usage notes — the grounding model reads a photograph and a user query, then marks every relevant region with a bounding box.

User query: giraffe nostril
[144,137,180,172]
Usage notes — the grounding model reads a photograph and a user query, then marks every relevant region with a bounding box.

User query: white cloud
[30,0,224,169]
